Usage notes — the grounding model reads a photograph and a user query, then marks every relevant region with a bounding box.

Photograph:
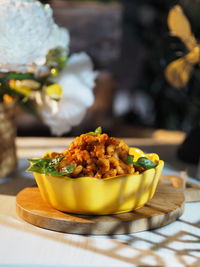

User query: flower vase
[0,100,17,179]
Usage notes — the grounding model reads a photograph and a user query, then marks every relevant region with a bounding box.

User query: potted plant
[0,0,97,178]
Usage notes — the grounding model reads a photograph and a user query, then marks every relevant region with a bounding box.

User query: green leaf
[127,155,157,169]
[3,72,37,81]
[28,159,40,163]
[95,126,102,134]
[87,126,102,135]
[27,158,52,174]
[44,165,75,176]
[27,156,75,176]
[127,155,136,165]
[137,157,157,169]
[59,165,75,175]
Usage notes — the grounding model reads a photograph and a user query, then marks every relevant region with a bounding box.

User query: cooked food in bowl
[28,127,164,215]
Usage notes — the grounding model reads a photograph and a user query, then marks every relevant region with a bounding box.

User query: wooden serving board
[16,175,190,235]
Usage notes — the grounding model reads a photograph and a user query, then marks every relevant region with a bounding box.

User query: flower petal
[54,52,98,89]
[36,53,97,135]
[39,98,87,136]
[0,0,69,72]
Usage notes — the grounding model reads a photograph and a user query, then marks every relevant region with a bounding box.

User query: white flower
[37,53,98,135]
[0,0,69,72]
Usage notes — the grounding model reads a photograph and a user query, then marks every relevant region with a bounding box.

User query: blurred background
[16,0,200,138]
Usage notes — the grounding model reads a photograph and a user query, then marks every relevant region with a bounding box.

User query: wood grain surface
[16,175,186,235]
[185,180,200,202]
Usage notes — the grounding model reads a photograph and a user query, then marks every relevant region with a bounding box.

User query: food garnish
[87,126,102,135]
[27,157,75,176]
[27,127,159,178]
[127,155,157,169]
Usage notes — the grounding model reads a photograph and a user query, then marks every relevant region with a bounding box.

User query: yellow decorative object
[145,153,160,162]
[45,83,63,100]
[33,149,164,215]
[129,147,159,163]
[9,79,40,97]
[129,147,146,161]
[165,5,200,88]
[9,80,31,97]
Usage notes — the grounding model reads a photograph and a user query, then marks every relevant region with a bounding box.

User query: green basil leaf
[4,72,37,81]
[28,159,41,163]
[137,157,157,169]
[46,166,75,176]
[28,158,52,163]
[59,165,75,175]
[94,126,102,134]
[127,155,157,169]
[127,155,135,165]
[87,132,96,135]
[27,158,52,174]
[48,156,65,169]
[87,126,102,135]
[27,156,74,176]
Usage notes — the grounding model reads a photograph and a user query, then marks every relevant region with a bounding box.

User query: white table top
[0,158,200,267]
[1,129,200,267]
[0,194,200,267]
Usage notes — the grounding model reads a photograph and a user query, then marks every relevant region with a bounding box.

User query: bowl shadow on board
[36,174,159,235]
[65,178,182,235]
[27,168,183,236]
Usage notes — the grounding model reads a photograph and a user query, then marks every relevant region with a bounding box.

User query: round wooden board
[16,175,185,235]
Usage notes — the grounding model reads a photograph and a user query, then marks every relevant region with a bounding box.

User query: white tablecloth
[0,161,200,267]
[0,196,200,266]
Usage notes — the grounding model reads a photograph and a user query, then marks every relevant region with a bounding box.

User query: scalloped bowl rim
[33,160,164,215]
[39,160,164,181]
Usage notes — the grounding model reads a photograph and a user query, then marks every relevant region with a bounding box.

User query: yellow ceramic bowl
[33,149,164,215]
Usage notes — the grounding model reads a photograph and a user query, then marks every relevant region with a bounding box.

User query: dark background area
[16,0,200,137]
